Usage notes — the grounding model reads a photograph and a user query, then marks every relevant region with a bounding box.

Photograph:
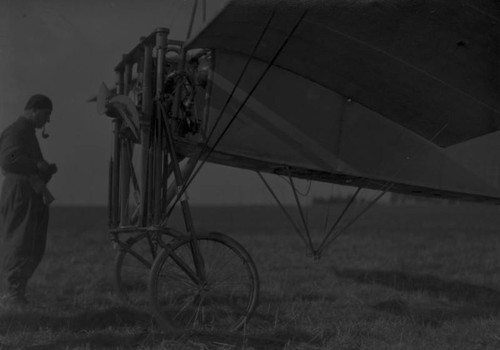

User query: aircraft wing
[186,0,500,148]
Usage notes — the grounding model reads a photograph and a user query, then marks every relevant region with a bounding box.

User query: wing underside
[181,0,500,202]
[187,0,500,147]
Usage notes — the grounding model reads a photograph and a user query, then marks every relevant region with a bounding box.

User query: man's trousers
[0,175,48,297]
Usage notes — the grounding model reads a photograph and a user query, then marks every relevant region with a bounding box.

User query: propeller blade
[108,95,141,142]
[96,82,112,115]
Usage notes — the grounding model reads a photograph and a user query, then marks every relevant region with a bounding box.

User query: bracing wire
[317,186,388,255]
[196,8,277,151]
[286,167,314,251]
[315,122,450,255]
[158,0,454,258]
[202,0,206,22]
[186,0,199,40]
[322,184,336,234]
[253,118,450,257]
[257,172,310,248]
[163,8,278,217]
[167,0,187,36]
[276,174,313,197]
[166,8,308,217]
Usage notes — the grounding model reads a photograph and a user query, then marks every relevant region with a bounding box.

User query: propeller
[88,82,140,142]
[96,82,112,115]
[108,95,141,143]
[87,83,115,103]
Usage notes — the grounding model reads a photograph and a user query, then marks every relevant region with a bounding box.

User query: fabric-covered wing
[187,0,500,147]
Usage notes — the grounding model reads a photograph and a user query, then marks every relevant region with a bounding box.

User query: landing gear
[105,27,260,331]
[113,229,179,310]
[149,232,259,331]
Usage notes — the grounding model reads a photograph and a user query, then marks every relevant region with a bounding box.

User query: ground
[1,203,500,349]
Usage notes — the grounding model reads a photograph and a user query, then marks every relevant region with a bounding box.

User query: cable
[166,8,302,216]
[166,9,309,217]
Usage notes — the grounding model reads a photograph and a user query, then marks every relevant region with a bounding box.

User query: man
[0,94,57,305]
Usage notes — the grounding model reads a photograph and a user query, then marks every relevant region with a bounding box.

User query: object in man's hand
[29,175,55,205]
[37,160,50,172]
[47,163,58,175]
[37,161,57,181]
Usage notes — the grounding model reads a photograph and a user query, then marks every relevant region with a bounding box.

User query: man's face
[32,108,52,129]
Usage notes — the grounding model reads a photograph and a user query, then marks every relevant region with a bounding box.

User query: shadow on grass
[370,298,491,327]
[338,268,500,306]
[18,333,150,350]
[0,306,311,349]
[0,306,152,333]
[338,268,500,325]
[259,292,338,305]
[173,330,308,350]
[5,329,297,350]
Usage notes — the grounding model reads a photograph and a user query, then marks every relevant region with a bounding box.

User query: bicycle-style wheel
[114,230,174,310]
[149,232,259,331]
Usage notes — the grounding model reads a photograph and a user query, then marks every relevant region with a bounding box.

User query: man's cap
[25,94,53,111]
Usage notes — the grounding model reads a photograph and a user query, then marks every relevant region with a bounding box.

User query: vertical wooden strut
[112,68,124,228]
[119,138,131,226]
[124,61,132,96]
[141,40,153,226]
[107,158,113,227]
[164,157,198,215]
[154,28,169,224]
[159,31,206,280]
[119,61,133,226]
[161,101,206,281]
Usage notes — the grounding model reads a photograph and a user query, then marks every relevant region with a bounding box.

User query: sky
[0,0,343,206]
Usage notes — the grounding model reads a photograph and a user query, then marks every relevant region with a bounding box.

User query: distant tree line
[312,192,459,206]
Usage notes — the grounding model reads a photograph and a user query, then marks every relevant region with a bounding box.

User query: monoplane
[95,0,500,332]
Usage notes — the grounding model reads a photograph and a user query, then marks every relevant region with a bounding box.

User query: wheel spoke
[115,232,173,309]
[150,233,259,331]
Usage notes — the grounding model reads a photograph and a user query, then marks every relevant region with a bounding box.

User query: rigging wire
[156,0,455,258]
[276,174,313,197]
[186,0,199,40]
[166,0,185,36]
[170,9,308,213]
[253,119,450,258]
[322,184,336,234]
[317,186,389,255]
[319,186,361,250]
[197,8,277,149]
[202,0,206,22]
[165,8,307,217]
[257,172,310,248]
[286,167,314,252]
[166,7,277,181]
[316,122,450,255]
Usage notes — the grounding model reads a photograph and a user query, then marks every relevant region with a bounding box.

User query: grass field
[1,203,500,349]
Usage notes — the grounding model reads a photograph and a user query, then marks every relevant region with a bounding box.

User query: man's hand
[37,160,50,172]
[47,163,57,175]
[37,160,57,175]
